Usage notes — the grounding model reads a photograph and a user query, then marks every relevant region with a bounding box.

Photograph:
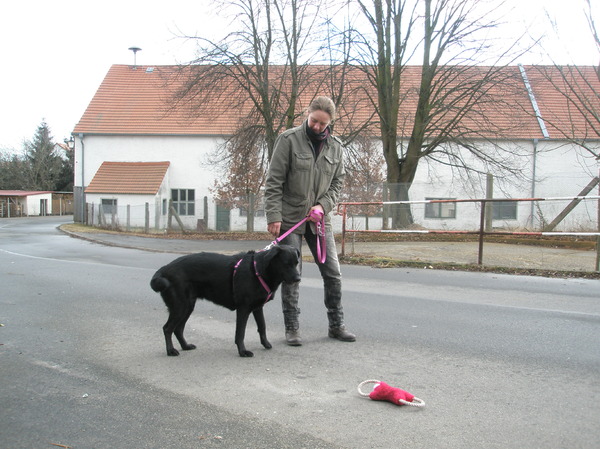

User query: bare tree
[169,0,357,230]
[354,0,528,228]
[584,0,600,77]
[531,65,599,159]
[170,0,328,159]
[340,135,385,229]
[210,121,269,231]
[533,0,600,159]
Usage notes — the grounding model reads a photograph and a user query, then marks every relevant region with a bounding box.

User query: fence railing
[337,196,600,271]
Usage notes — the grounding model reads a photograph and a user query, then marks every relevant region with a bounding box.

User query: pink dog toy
[358,380,425,407]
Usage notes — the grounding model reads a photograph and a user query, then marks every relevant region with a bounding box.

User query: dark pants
[279,223,344,330]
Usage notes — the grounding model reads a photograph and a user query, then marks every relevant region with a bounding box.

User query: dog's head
[256,244,301,283]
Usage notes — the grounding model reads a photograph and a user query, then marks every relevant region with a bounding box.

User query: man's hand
[268,221,281,237]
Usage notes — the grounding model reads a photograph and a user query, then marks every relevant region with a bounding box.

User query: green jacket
[265,121,345,233]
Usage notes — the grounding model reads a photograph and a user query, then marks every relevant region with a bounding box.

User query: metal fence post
[145,203,150,234]
[596,166,599,272]
[485,173,493,232]
[341,204,347,257]
[478,199,486,265]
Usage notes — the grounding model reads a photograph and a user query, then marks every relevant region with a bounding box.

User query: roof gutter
[518,64,550,139]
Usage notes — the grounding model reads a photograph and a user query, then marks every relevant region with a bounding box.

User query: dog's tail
[150,271,170,292]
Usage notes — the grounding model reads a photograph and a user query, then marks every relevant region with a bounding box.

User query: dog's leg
[235,308,253,357]
[173,302,197,352]
[163,313,181,356]
[253,307,272,350]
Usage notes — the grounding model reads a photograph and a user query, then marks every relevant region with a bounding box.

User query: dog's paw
[181,343,196,351]
[239,350,254,357]
[167,348,180,356]
[262,340,272,350]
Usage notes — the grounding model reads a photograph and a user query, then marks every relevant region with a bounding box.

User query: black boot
[282,280,302,346]
[285,328,302,346]
[324,278,355,341]
[328,325,356,342]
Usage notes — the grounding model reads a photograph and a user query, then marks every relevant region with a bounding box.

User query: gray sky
[0,0,597,152]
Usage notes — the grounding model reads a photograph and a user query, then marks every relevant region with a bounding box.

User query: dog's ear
[255,246,281,273]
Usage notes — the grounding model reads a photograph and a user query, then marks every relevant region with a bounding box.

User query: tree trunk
[247,192,255,232]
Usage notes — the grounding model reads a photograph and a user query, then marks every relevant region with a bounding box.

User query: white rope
[357,379,426,407]
[400,397,425,407]
[357,379,381,397]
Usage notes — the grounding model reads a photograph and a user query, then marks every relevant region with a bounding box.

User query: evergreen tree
[0,121,73,191]
[24,121,63,190]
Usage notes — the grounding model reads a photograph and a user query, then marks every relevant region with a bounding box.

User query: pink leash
[265,209,326,264]
[233,209,327,304]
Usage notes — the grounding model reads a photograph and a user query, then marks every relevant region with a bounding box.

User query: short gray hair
[308,96,336,122]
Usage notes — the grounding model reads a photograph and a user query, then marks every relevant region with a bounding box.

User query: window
[101,198,117,214]
[424,198,456,219]
[492,201,517,220]
[171,189,195,216]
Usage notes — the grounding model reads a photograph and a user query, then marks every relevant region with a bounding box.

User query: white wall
[75,134,223,230]
[530,139,599,231]
[74,133,599,233]
[344,138,599,232]
[24,193,53,216]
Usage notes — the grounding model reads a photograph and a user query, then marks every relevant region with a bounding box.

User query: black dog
[150,245,300,357]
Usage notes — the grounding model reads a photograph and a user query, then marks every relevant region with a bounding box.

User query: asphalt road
[1,216,599,449]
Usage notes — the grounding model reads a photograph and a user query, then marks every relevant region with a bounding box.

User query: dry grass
[60,223,600,279]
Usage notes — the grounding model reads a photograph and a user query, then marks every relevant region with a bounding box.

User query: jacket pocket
[320,154,338,175]
[292,151,313,171]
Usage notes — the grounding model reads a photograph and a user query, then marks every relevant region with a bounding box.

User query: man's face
[307,110,331,134]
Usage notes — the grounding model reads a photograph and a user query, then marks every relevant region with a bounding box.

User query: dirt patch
[61,223,273,242]
[60,223,599,279]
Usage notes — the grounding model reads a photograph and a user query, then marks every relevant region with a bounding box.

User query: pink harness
[233,257,274,305]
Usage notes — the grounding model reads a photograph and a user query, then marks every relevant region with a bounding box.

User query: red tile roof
[524,65,599,139]
[85,161,170,194]
[73,64,599,140]
[74,65,246,136]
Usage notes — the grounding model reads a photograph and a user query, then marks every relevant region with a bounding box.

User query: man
[265,96,356,346]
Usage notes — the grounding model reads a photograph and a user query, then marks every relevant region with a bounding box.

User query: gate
[216,204,230,231]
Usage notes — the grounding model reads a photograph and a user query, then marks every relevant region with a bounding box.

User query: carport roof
[85,161,170,194]
[0,190,53,197]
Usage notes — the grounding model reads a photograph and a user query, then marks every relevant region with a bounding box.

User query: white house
[84,161,171,229]
[71,64,599,233]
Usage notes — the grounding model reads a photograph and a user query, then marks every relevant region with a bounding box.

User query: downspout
[79,133,85,223]
[530,138,538,228]
[519,65,549,230]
